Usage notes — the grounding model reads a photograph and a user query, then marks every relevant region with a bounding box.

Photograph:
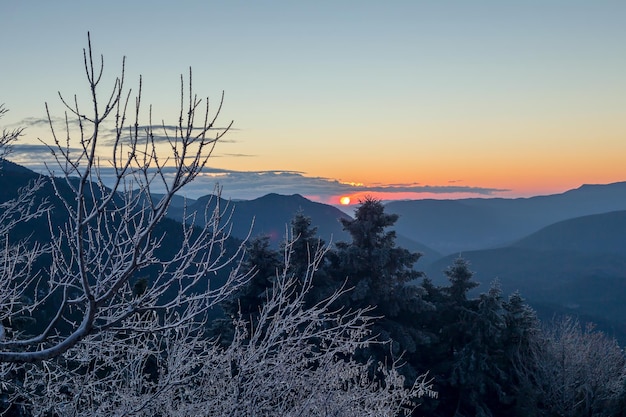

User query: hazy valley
[164,180,626,342]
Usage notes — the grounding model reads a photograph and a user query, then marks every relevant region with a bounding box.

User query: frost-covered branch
[521,316,626,417]
[0,107,51,343]
[0,104,22,160]
[11,241,435,417]
[0,35,436,417]
[0,34,247,363]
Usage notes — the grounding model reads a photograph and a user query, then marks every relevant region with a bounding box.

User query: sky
[1,1,625,208]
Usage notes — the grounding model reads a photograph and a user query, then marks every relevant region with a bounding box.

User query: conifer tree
[502,291,542,416]
[330,196,423,316]
[438,258,480,360]
[450,282,512,417]
[328,197,430,385]
[280,211,332,305]
[416,258,538,416]
[216,235,281,331]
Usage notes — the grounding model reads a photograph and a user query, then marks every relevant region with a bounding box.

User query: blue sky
[1,1,625,206]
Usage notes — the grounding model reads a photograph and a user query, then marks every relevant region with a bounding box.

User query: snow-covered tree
[527,316,626,417]
[0,105,23,160]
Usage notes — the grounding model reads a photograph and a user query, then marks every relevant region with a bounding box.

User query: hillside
[424,210,626,341]
[386,181,626,254]
[4,161,625,339]
[166,192,351,244]
[165,192,442,262]
[512,210,626,254]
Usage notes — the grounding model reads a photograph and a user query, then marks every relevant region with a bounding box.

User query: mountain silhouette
[385,182,626,255]
[424,209,626,342]
[512,210,626,254]
[4,160,626,340]
[165,192,442,262]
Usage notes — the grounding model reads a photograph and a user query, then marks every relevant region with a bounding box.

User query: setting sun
[339,196,351,205]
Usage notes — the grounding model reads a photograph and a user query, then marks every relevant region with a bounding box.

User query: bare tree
[0,33,249,364]
[0,35,436,415]
[12,241,435,417]
[0,106,51,346]
[0,104,22,160]
[525,316,626,417]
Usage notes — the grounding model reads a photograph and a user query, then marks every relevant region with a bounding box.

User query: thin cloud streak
[9,144,507,204]
[14,117,238,145]
[119,168,507,202]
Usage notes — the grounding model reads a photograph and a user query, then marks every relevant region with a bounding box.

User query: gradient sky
[1,1,625,206]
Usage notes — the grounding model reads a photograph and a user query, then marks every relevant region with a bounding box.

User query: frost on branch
[0,106,50,348]
[14,241,435,417]
[0,34,248,364]
[0,35,435,416]
[520,316,626,417]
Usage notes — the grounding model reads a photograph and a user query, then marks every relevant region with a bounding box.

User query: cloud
[9,144,85,167]
[155,169,508,202]
[81,124,238,148]
[7,143,507,204]
[13,117,238,146]
[9,117,53,128]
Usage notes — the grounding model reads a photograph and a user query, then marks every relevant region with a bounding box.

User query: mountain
[4,161,626,338]
[0,158,44,197]
[0,160,441,262]
[424,210,626,342]
[165,192,442,261]
[385,182,626,255]
[0,160,243,328]
[512,210,626,254]
[166,193,350,245]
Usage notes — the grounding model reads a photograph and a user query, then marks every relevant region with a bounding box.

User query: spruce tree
[281,211,331,304]
[328,197,430,383]
[450,282,513,417]
[212,235,281,344]
[330,196,423,316]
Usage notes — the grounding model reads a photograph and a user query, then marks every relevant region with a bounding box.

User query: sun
[339,196,351,205]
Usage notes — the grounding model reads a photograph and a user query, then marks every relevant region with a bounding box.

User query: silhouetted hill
[167,193,350,245]
[0,159,64,242]
[230,193,351,244]
[0,160,239,306]
[0,161,440,264]
[385,181,626,255]
[0,158,42,176]
[0,158,44,195]
[424,210,626,342]
[512,210,626,254]
[167,192,442,262]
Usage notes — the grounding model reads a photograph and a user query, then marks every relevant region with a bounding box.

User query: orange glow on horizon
[307,176,626,208]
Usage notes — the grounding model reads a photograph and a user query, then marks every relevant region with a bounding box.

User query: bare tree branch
[0,35,436,417]
[12,241,435,417]
[0,34,247,363]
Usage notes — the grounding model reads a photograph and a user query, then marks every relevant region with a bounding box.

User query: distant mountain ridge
[385,181,626,255]
[164,192,442,261]
[4,161,626,340]
[512,210,626,255]
[424,209,626,342]
[165,192,352,246]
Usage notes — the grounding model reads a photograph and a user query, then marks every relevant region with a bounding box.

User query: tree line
[221,200,626,417]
